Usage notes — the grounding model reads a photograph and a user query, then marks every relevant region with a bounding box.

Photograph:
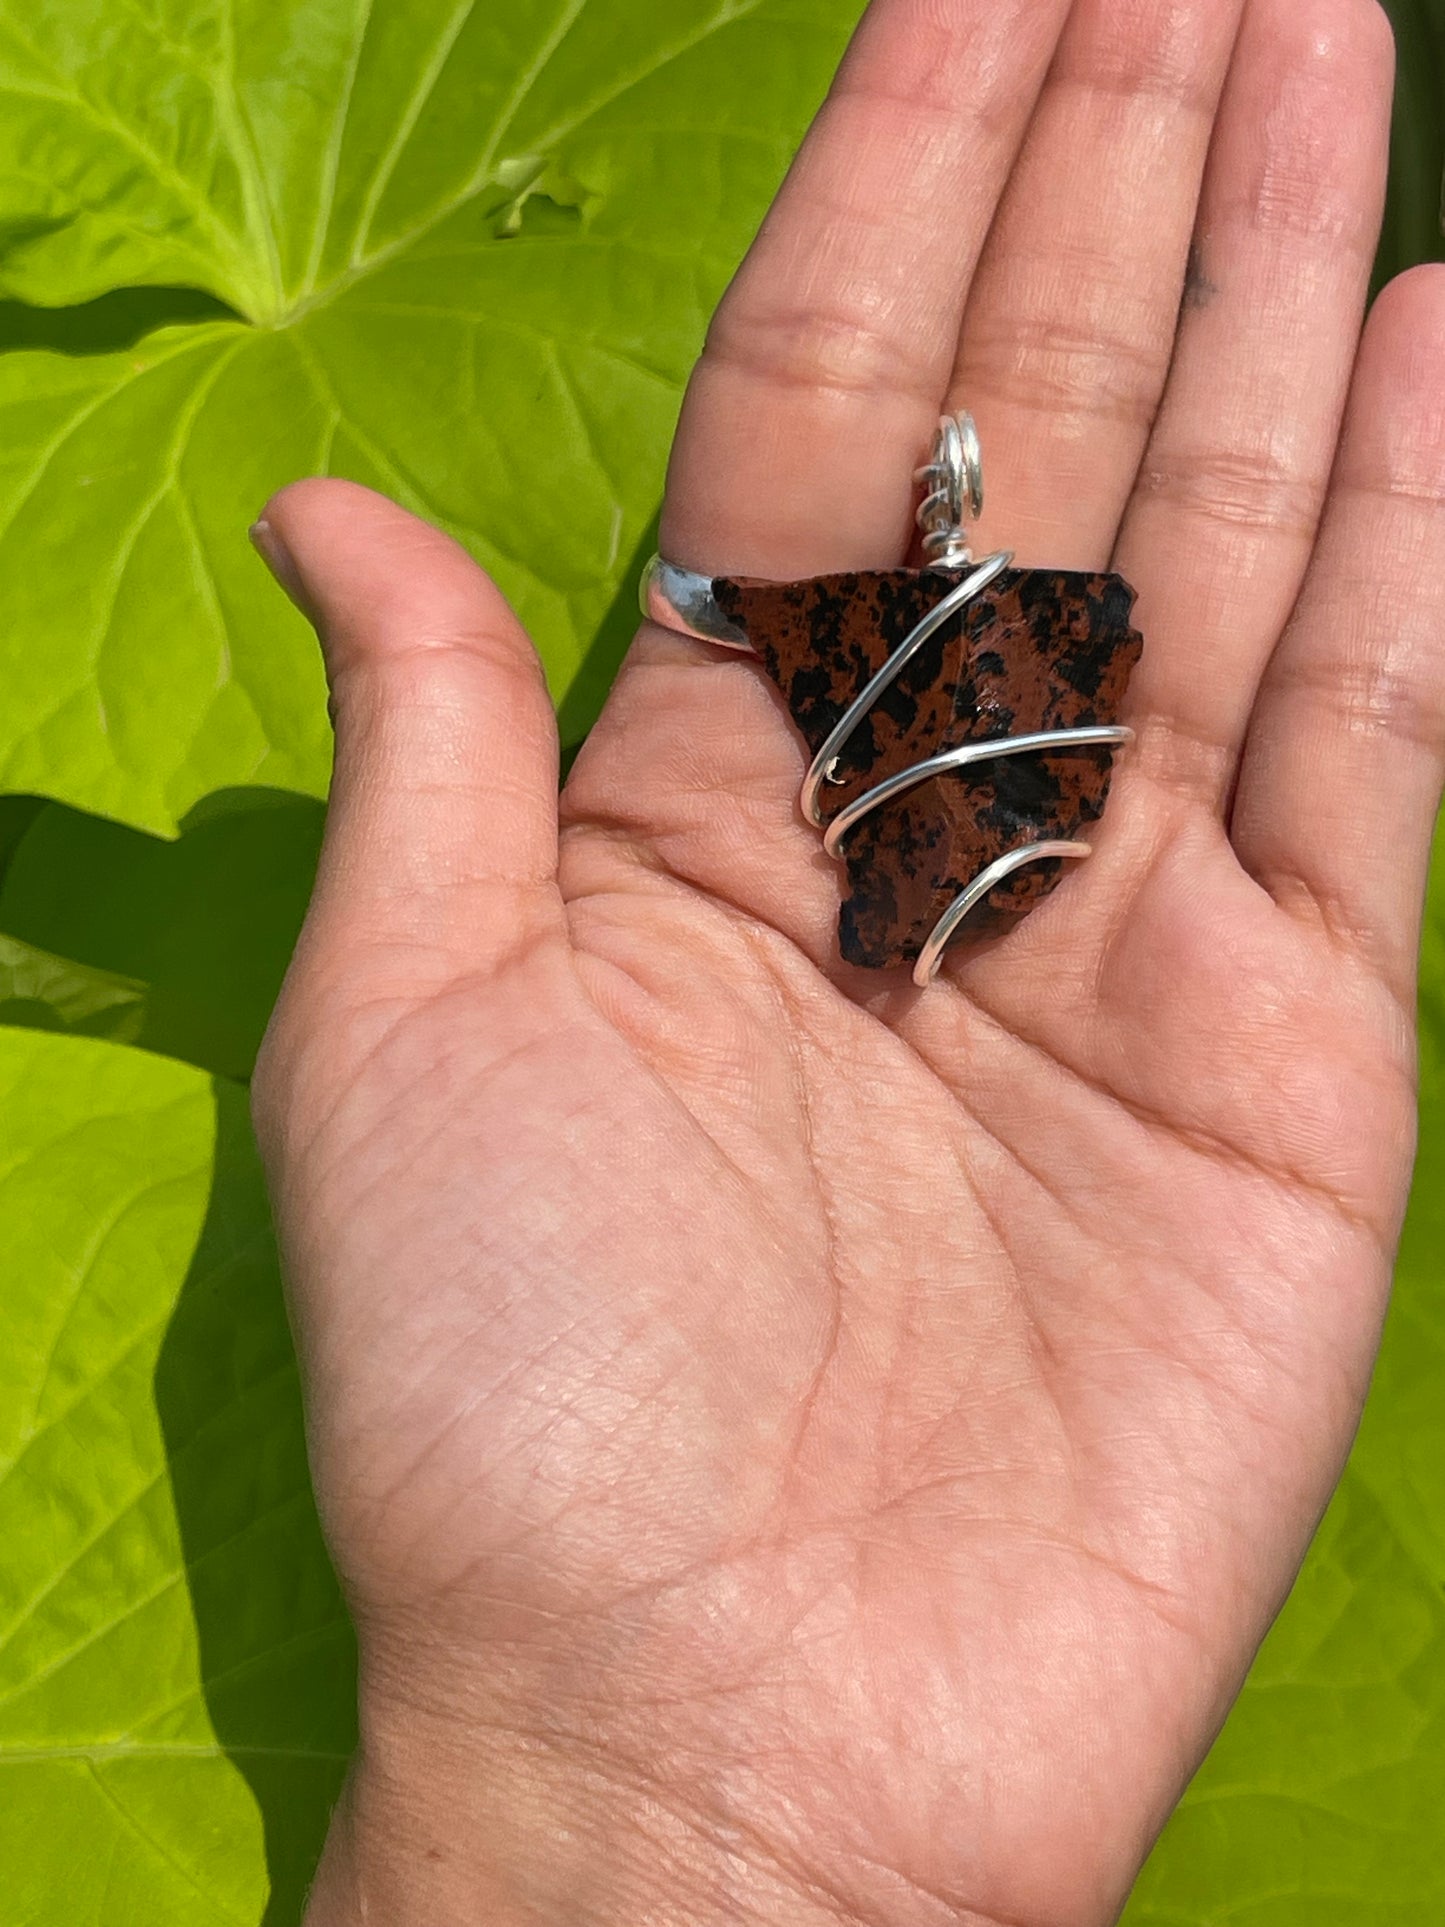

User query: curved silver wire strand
[911,840,1094,986]
[821,725,1133,860]
[800,551,1014,826]
[807,556,1131,985]
[808,412,1134,987]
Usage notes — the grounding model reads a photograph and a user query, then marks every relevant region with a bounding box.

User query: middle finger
[953,0,1248,569]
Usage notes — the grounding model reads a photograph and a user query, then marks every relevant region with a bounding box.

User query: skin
[247,0,1445,1920]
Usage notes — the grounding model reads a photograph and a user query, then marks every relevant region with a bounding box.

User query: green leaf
[0,1029,354,1923]
[0,789,323,1081]
[2,5,1441,1920]
[0,0,860,835]
[1123,833,1445,1924]
[0,930,146,1040]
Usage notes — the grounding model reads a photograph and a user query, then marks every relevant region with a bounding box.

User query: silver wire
[915,412,984,568]
[801,551,1014,825]
[821,725,1133,859]
[910,841,1093,986]
[809,557,1130,985]
[810,412,1133,984]
[805,436,1133,984]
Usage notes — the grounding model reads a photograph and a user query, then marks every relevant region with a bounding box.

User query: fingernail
[248,516,319,625]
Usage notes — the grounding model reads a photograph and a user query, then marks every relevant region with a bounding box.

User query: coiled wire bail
[915,411,985,569]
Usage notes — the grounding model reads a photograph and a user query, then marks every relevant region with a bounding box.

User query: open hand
[249,1,1442,1920]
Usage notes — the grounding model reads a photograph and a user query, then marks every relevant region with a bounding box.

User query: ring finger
[952,0,1247,569]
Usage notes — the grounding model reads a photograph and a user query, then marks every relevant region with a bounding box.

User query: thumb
[249,477,564,994]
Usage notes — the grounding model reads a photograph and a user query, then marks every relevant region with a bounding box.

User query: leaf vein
[348,299,681,389]
[83,1759,249,1924]
[302,0,380,295]
[349,0,480,264]
[0,1469,320,1711]
[0,59,244,288]
[474,0,592,184]
[313,0,764,317]
[91,339,249,769]
[0,334,228,552]
[132,1612,352,1735]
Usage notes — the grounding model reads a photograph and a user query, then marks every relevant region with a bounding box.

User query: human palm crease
[249,0,1444,1921]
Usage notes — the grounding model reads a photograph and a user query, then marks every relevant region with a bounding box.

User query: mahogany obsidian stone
[712,566,1143,971]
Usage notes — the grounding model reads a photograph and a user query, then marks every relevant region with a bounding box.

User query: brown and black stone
[712,566,1143,971]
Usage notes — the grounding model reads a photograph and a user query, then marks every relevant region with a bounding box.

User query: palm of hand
[253,2,1442,1922]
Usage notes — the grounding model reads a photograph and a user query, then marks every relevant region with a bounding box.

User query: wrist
[304,1653,853,1927]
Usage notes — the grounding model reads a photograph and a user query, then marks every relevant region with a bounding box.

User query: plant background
[0,1,1438,1920]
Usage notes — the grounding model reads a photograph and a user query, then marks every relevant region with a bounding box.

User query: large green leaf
[1123,834,1445,1923]
[0,0,859,834]
[2,3,1443,1920]
[0,1029,353,1924]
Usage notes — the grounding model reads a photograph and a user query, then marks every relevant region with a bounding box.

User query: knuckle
[835,0,1047,128]
[703,294,939,408]
[834,40,982,127]
[1282,633,1445,756]
[1060,0,1226,115]
[325,630,543,740]
[1135,442,1323,538]
[965,296,1166,434]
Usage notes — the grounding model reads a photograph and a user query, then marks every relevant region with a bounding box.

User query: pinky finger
[1230,265,1445,1002]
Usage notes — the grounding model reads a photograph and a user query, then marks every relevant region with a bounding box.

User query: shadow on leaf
[0,284,240,357]
[154,1078,355,1924]
[0,787,324,1080]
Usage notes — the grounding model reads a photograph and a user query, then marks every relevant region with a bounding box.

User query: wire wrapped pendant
[641,413,1143,984]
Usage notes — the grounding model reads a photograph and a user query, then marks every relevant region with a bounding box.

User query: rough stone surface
[712,565,1143,969]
